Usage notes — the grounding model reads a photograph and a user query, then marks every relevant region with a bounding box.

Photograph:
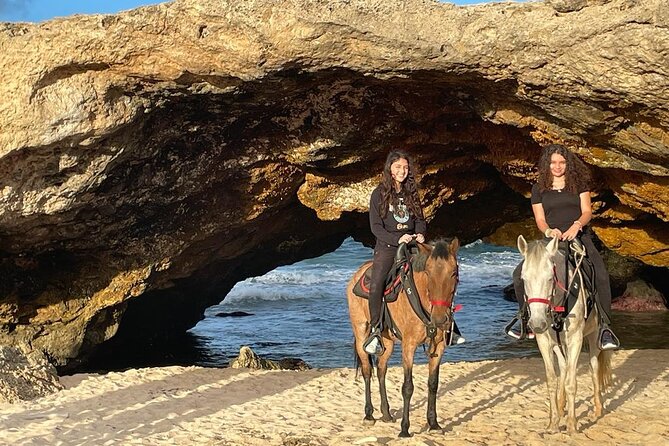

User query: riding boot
[505,304,535,340]
[598,324,620,350]
[363,324,385,356]
[451,321,466,345]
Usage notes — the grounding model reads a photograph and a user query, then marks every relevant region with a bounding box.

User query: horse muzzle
[528,317,550,334]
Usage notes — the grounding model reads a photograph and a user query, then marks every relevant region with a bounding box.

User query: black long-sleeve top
[369,185,426,248]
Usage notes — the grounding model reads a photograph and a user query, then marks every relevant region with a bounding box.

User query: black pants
[512,233,613,324]
[369,244,397,328]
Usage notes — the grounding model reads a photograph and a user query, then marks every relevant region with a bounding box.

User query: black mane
[412,238,453,271]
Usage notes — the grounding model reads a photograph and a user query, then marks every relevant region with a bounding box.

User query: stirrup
[447,321,466,346]
[451,333,466,345]
[598,327,620,351]
[363,328,385,356]
[505,317,535,340]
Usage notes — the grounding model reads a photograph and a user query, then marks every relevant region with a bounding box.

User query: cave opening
[42,68,667,375]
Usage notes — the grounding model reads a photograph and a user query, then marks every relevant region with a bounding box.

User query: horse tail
[597,349,613,389]
[353,340,373,378]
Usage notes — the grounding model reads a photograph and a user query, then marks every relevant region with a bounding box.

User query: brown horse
[346,238,460,437]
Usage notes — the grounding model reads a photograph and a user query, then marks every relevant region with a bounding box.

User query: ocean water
[188,238,539,368]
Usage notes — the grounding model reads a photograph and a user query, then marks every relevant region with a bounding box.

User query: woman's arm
[532,203,561,238]
[369,189,399,246]
[561,191,592,241]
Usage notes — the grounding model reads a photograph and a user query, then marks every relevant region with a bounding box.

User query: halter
[526,241,587,337]
[526,265,566,312]
[430,264,459,307]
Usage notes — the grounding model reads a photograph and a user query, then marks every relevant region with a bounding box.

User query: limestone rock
[230,346,311,370]
[0,346,62,403]
[0,0,666,369]
[612,280,668,312]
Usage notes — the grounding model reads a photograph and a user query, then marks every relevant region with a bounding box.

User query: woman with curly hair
[363,150,426,355]
[507,144,619,350]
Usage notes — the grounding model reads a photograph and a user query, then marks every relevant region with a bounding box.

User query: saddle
[352,246,417,302]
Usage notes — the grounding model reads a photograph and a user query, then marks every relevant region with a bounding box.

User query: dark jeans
[369,243,397,328]
[512,233,613,324]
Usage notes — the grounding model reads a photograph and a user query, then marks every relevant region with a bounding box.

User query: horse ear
[449,237,460,255]
[546,234,559,256]
[517,235,528,257]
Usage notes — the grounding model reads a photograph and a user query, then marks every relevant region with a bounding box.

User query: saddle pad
[352,264,404,302]
[563,250,596,316]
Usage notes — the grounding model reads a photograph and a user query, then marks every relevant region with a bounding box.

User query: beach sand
[0,349,666,445]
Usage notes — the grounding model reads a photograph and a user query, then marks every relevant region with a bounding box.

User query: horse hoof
[398,431,411,438]
[362,417,376,426]
[381,415,394,423]
[428,423,443,432]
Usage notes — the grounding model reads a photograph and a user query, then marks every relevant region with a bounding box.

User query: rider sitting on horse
[506,144,619,351]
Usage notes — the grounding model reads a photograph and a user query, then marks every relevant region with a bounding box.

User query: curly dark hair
[378,150,424,219]
[537,144,591,194]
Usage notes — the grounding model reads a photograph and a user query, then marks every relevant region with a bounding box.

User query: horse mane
[412,238,453,272]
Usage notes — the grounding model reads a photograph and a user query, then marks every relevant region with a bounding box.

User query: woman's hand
[415,233,425,243]
[545,228,562,239]
[561,223,581,241]
[398,234,414,244]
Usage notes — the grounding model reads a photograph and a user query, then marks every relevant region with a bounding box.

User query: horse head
[517,234,560,334]
[421,237,460,328]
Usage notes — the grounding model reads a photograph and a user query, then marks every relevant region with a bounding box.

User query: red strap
[453,304,463,312]
[430,300,450,306]
[553,265,567,292]
[527,298,551,305]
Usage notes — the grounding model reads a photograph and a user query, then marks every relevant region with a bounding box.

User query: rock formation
[0,347,62,403]
[230,346,311,370]
[0,0,667,370]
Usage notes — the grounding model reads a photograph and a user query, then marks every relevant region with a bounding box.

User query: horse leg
[376,337,395,422]
[353,324,376,425]
[536,334,560,432]
[426,341,446,431]
[399,343,417,438]
[565,331,584,433]
[555,344,567,420]
[586,330,603,418]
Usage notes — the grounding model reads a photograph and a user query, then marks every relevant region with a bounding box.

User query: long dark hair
[378,150,423,219]
[537,144,591,194]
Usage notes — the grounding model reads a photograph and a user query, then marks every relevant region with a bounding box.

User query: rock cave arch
[0,0,667,371]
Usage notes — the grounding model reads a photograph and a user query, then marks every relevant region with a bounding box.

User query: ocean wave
[244,268,355,286]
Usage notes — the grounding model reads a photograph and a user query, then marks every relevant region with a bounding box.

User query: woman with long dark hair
[507,144,619,350]
[363,150,426,355]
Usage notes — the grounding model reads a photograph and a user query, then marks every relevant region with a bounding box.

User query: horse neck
[412,271,432,310]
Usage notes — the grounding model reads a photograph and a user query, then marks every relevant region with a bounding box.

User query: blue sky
[0,0,517,23]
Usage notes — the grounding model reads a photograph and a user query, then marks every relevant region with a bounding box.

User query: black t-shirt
[369,185,427,247]
[531,183,587,233]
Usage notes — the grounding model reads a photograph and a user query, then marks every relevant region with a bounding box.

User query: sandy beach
[0,349,666,446]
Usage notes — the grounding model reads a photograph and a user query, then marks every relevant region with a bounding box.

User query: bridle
[527,265,566,312]
[526,263,569,335]
[397,243,460,357]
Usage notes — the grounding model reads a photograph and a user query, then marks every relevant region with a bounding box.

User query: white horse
[517,235,612,433]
